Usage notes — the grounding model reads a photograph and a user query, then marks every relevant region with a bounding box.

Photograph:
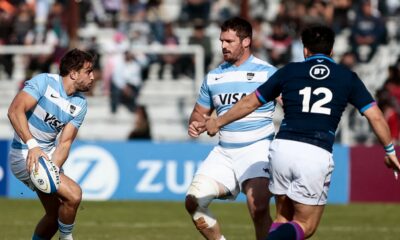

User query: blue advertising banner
[0,140,8,196]
[8,141,349,204]
[328,145,349,204]
[8,141,214,200]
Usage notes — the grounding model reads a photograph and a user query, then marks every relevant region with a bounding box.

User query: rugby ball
[30,157,60,194]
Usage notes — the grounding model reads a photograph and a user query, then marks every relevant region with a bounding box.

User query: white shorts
[268,139,334,205]
[194,139,271,199]
[8,148,55,191]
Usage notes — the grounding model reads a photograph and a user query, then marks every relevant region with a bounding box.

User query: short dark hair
[59,48,95,77]
[301,25,335,55]
[221,17,252,42]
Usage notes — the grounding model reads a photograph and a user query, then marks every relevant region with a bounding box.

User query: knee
[250,201,270,220]
[185,194,198,215]
[304,225,318,238]
[185,193,216,230]
[66,184,82,208]
[185,175,220,230]
[296,221,317,238]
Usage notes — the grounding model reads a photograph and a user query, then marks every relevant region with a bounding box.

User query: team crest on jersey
[247,72,255,81]
[69,104,76,114]
[309,64,330,80]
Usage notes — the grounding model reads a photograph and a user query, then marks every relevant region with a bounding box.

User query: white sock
[58,219,74,240]
[219,235,226,240]
[59,233,73,240]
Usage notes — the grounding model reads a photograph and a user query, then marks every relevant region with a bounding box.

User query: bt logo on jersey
[309,64,330,80]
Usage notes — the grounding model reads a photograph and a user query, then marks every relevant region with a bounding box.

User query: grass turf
[0,198,399,239]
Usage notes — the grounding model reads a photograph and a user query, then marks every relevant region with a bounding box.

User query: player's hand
[204,114,219,137]
[384,154,400,180]
[26,147,49,173]
[188,121,206,138]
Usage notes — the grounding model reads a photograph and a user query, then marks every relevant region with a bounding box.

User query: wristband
[384,143,396,155]
[26,138,39,150]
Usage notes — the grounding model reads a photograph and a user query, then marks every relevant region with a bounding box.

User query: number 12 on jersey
[299,87,332,115]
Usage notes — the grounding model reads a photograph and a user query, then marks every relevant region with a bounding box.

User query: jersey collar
[305,54,335,63]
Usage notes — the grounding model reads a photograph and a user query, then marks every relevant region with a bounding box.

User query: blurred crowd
[1,0,400,142]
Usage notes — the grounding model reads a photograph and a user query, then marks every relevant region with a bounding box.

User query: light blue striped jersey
[198,55,277,148]
[11,73,87,152]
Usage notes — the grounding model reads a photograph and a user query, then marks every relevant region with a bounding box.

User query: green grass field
[0,198,399,240]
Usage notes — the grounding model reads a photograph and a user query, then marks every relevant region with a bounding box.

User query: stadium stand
[1,0,400,145]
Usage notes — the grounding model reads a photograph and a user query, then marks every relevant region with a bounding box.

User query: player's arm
[363,105,400,174]
[188,103,213,138]
[8,91,37,145]
[7,91,48,172]
[205,92,262,136]
[51,123,79,168]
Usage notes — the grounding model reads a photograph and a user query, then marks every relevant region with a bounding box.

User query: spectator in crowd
[383,65,400,104]
[102,0,122,28]
[119,0,146,34]
[350,0,387,62]
[265,20,292,67]
[24,20,59,80]
[158,22,182,79]
[209,0,239,23]
[180,0,211,25]
[302,0,334,26]
[331,0,353,34]
[339,51,357,70]
[110,50,147,114]
[102,31,129,95]
[146,0,167,44]
[376,66,400,143]
[184,20,213,77]
[47,2,69,65]
[128,105,152,140]
[251,16,268,60]
[275,0,306,36]
[0,8,14,79]
[12,2,34,44]
[376,88,400,144]
[83,36,102,96]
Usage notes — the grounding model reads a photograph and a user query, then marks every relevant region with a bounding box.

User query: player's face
[220,30,245,65]
[75,62,94,92]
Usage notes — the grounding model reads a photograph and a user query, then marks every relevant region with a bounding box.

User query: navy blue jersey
[256,54,375,152]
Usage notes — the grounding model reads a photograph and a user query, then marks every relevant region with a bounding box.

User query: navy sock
[266,221,304,240]
[32,234,46,240]
[269,222,284,233]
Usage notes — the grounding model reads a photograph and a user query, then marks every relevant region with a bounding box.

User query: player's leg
[8,149,60,239]
[185,146,235,240]
[243,177,272,240]
[267,139,333,239]
[267,198,324,239]
[33,191,61,239]
[293,201,325,238]
[233,140,272,240]
[185,175,228,240]
[267,194,301,240]
[55,173,82,240]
